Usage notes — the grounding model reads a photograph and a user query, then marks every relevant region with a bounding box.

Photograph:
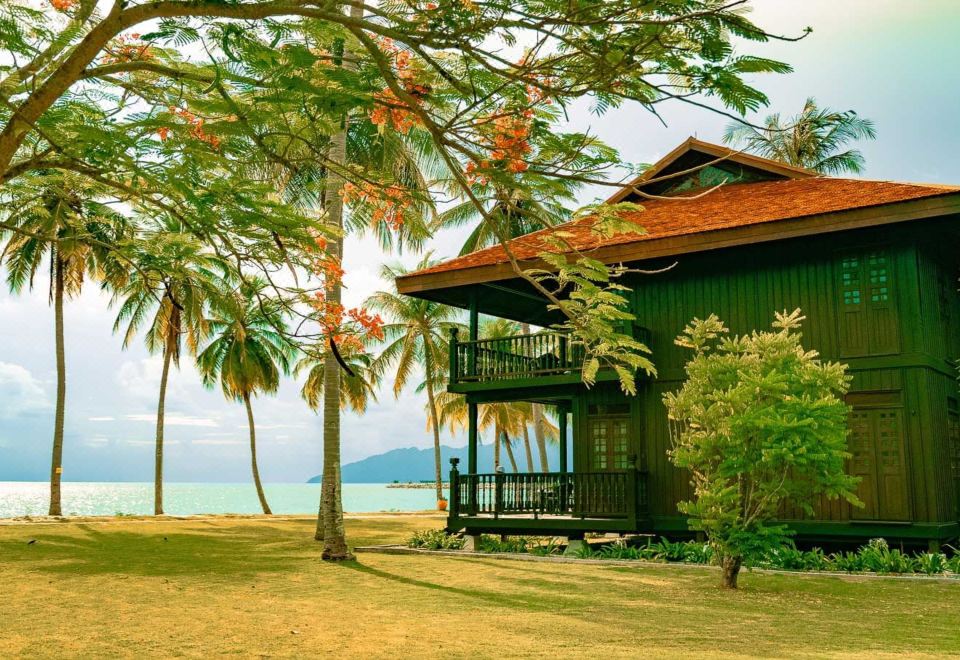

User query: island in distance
[307,443,565,484]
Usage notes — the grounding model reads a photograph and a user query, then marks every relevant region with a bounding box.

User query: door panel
[848,405,909,522]
[849,410,877,518]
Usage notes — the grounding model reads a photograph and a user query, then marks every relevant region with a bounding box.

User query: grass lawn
[2,515,959,658]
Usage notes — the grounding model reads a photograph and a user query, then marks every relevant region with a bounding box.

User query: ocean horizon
[0,481,446,518]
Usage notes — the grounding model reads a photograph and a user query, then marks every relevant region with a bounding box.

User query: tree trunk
[532,404,549,472]
[314,486,325,541]
[154,342,173,516]
[317,3,361,561]
[243,392,272,515]
[518,326,549,473]
[721,555,742,589]
[423,351,444,504]
[503,432,518,472]
[493,422,501,470]
[522,425,534,473]
[48,256,66,516]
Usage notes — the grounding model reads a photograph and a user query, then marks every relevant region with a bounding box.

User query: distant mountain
[307,443,564,483]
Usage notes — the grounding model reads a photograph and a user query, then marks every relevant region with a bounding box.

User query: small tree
[663,309,859,589]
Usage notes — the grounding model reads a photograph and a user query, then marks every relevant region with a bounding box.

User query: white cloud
[0,362,50,419]
[88,416,115,422]
[192,438,242,446]
[126,413,218,427]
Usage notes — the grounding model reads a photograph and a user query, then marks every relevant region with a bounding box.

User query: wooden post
[558,404,568,474]
[449,328,459,383]
[468,290,478,379]
[468,400,478,515]
[449,457,460,520]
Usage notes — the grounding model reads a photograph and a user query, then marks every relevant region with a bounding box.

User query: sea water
[0,482,445,518]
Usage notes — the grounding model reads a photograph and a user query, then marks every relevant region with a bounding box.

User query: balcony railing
[448,460,647,521]
[450,330,583,383]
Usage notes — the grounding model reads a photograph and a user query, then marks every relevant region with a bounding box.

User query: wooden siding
[621,224,960,530]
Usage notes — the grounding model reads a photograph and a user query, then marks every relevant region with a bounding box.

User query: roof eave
[396,193,960,297]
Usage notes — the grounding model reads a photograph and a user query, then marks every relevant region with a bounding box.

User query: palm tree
[433,392,543,473]
[297,348,381,415]
[196,281,293,514]
[368,255,464,506]
[1,174,128,515]
[110,229,217,515]
[297,345,381,540]
[722,97,877,175]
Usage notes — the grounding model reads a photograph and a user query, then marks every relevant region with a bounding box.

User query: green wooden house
[396,138,960,547]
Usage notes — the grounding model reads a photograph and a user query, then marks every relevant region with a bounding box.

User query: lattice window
[876,411,902,470]
[841,256,862,306]
[591,420,608,470]
[611,419,630,469]
[867,252,890,303]
[849,411,872,473]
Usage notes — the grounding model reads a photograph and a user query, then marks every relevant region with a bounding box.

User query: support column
[558,404,568,474]
[468,400,478,515]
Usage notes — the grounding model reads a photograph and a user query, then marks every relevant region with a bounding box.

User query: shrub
[479,535,531,553]
[407,529,465,550]
[858,538,917,574]
[917,552,948,576]
[664,310,859,588]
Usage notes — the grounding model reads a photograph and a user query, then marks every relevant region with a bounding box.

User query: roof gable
[607,137,817,204]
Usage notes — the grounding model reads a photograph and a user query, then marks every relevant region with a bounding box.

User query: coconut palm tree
[196,280,293,514]
[433,392,541,473]
[110,229,218,515]
[722,97,877,175]
[1,174,128,515]
[367,255,464,506]
[297,344,382,540]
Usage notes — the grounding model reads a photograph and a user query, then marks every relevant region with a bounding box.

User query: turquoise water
[0,482,446,518]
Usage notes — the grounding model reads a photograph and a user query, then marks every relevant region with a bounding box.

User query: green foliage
[406,529,465,551]
[479,535,534,554]
[723,97,876,174]
[663,309,860,575]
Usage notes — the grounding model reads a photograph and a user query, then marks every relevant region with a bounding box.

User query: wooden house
[396,138,960,548]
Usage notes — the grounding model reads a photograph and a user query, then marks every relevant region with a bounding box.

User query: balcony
[447,459,649,535]
[448,327,649,393]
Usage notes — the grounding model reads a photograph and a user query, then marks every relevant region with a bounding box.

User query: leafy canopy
[663,309,860,573]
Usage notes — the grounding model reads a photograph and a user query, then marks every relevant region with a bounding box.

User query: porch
[446,459,650,535]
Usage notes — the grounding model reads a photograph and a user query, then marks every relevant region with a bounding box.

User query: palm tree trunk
[422,348,445,504]
[48,256,65,516]
[154,343,173,515]
[519,325,549,473]
[522,425,534,473]
[503,432,518,472]
[314,488,325,541]
[533,404,549,472]
[243,392,272,515]
[493,422,501,470]
[317,2,362,561]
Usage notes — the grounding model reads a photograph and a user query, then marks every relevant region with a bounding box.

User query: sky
[2,0,960,483]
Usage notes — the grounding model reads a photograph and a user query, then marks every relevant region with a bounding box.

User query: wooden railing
[448,459,646,520]
[449,330,582,383]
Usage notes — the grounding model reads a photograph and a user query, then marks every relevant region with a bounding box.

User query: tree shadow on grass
[2,523,314,579]
[339,560,591,614]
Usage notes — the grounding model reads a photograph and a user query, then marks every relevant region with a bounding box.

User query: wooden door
[948,402,960,521]
[579,406,632,517]
[588,414,631,472]
[848,406,909,521]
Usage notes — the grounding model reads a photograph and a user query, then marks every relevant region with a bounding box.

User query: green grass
[1,515,959,658]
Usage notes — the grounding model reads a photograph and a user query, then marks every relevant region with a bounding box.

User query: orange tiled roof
[408,177,959,277]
